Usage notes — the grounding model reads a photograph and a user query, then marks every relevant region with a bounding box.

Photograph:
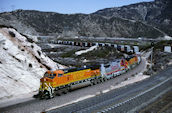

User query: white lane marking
[98,77,172,112]
[102,89,110,93]
[45,95,95,111]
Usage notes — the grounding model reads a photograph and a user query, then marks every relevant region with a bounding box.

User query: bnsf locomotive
[35,55,141,99]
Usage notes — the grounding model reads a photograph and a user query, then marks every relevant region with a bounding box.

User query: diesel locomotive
[35,55,141,99]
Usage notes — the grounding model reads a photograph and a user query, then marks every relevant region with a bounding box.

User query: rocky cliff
[0,26,64,102]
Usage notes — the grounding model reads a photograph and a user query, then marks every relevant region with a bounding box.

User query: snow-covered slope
[75,45,98,56]
[0,27,64,101]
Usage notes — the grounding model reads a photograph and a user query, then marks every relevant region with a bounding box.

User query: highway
[0,57,147,113]
[47,66,172,113]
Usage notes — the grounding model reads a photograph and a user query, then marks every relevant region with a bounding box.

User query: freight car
[35,55,141,99]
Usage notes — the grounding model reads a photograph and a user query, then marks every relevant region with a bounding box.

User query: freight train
[35,55,141,99]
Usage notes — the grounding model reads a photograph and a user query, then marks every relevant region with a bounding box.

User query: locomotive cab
[43,70,64,79]
[38,70,65,99]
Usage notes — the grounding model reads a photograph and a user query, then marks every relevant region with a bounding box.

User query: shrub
[21,33,34,43]
[12,56,21,62]
[31,45,34,48]
[131,74,135,77]
[27,38,34,43]
[61,50,77,58]
[124,78,128,81]
[29,63,32,68]
[9,31,15,37]
[37,50,41,56]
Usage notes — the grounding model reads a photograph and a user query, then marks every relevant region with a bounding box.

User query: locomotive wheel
[45,92,54,99]
[45,95,49,99]
[45,93,52,99]
[90,81,94,86]
[63,88,69,94]
[97,79,101,84]
[93,80,97,85]
[100,79,104,83]
[103,78,107,82]
[56,90,63,96]
[48,95,54,99]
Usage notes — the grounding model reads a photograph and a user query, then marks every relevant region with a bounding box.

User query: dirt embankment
[143,41,172,75]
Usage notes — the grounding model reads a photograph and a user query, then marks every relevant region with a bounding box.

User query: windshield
[49,74,56,79]
[58,74,63,77]
[44,72,49,77]
[44,72,56,79]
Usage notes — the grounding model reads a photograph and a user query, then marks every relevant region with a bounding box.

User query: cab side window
[50,74,56,77]
[58,74,63,77]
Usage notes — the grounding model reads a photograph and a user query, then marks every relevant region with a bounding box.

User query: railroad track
[139,90,172,113]
[46,66,172,113]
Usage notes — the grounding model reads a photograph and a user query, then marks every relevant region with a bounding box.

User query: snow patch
[164,35,172,40]
[83,59,90,63]
[75,45,98,56]
[47,44,59,48]
[168,60,172,65]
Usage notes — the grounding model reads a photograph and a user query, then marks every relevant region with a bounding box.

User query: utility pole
[151,42,154,75]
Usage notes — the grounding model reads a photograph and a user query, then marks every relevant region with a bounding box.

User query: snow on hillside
[75,45,98,56]
[164,35,172,40]
[0,27,64,101]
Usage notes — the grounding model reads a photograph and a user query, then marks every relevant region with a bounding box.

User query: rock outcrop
[0,26,64,101]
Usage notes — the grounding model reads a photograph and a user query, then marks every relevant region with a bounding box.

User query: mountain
[0,26,64,102]
[0,0,171,38]
[94,0,172,37]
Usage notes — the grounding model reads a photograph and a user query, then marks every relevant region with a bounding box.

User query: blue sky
[0,0,153,14]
